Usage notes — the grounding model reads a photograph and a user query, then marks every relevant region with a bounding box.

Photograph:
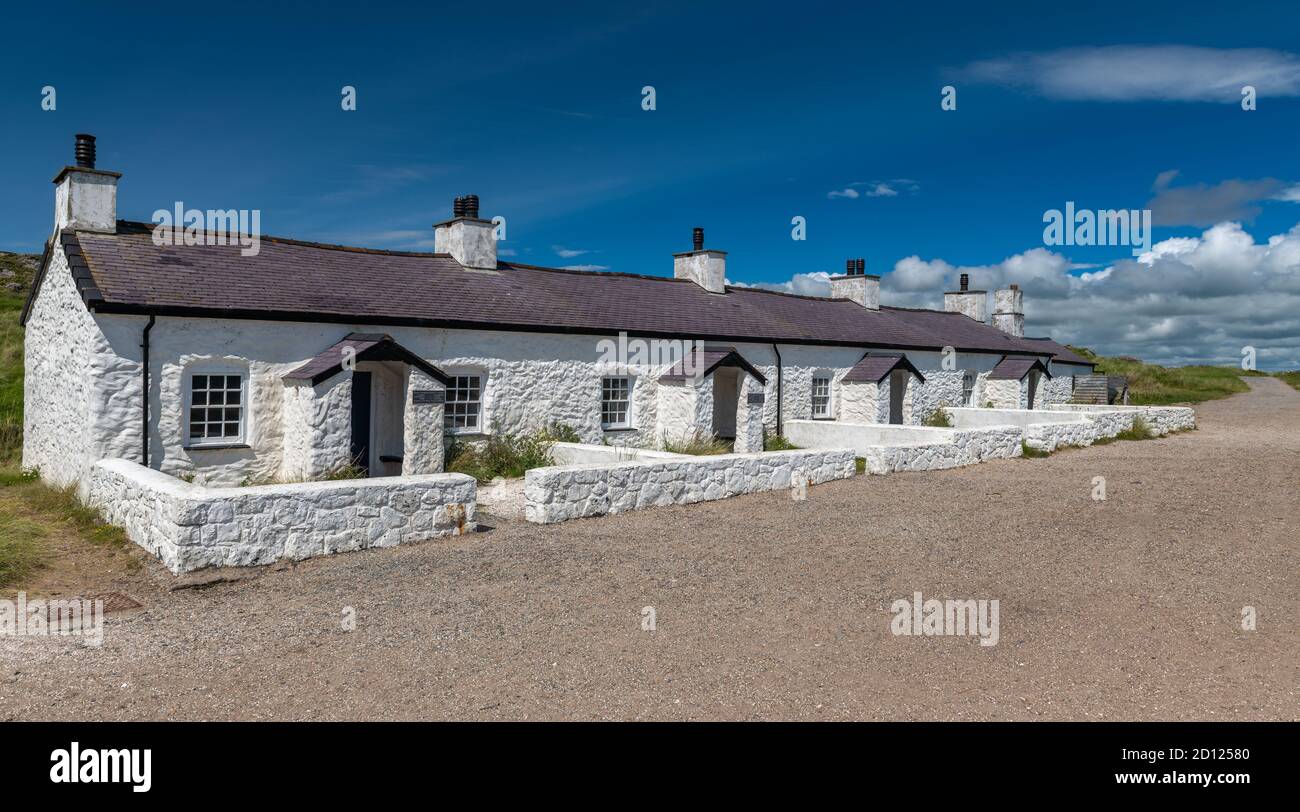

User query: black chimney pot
[453,196,467,218]
[463,194,480,219]
[960,273,969,292]
[75,133,96,169]
[856,258,865,275]
[692,227,704,251]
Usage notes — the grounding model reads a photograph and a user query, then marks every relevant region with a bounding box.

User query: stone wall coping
[94,458,476,499]
[528,448,854,478]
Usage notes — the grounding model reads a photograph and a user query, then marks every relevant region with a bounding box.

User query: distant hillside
[1,251,39,462]
[1065,344,1284,405]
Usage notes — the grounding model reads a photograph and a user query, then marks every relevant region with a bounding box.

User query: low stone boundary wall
[524,449,856,524]
[946,407,1101,452]
[549,442,690,465]
[1042,404,1196,435]
[86,459,477,574]
[784,419,1023,474]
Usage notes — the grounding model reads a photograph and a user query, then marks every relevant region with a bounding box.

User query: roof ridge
[113,220,454,259]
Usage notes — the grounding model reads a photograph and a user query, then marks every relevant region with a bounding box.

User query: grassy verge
[0,475,132,588]
[0,252,36,468]
[1276,371,1300,391]
[661,429,732,455]
[0,512,47,587]
[1020,441,1051,458]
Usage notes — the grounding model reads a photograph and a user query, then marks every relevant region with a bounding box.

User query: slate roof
[658,346,768,385]
[842,353,925,384]
[283,333,449,386]
[1021,337,1095,367]
[30,222,1069,358]
[988,356,1053,380]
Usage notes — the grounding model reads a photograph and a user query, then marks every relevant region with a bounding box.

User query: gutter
[141,315,155,466]
[771,343,783,435]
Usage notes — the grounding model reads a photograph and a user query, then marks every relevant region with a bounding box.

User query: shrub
[542,422,582,443]
[660,429,732,456]
[762,430,800,451]
[447,427,557,482]
[854,457,866,474]
[1115,416,1154,441]
[922,408,952,428]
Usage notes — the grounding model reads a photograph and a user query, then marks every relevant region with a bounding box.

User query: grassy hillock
[1066,345,1271,405]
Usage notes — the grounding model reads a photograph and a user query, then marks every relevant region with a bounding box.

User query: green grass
[0,252,37,467]
[762,430,800,451]
[0,512,48,587]
[854,457,866,475]
[660,429,733,456]
[1020,441,1051,458]
[447,426,558,482]
[1067,346,1256,405]
[1277,371,1300,391]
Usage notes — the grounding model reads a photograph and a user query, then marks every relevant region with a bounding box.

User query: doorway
[350,371,372,475]
[1027,370,1041,409]
[888,369,907,424]
[712,367,739,439]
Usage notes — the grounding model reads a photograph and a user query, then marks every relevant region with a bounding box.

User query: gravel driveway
[3,378,1296,720]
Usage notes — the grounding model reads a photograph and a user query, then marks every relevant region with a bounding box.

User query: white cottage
[22,135,1095,488]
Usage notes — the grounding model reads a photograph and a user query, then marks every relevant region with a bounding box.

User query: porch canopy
[283,333,450,386]
[843,353,926,384]
[988,356,1052,381]
[657,345,767,385]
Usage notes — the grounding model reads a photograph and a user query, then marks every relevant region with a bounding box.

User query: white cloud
[750,221,1300,370]
[828,180,918,200]
[1275,184,1300,203]
[561,263,609,272]
[735,271,834,297]
[553,245,589,258]
[962,46,1300,102]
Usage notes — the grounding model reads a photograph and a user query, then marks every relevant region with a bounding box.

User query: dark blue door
[350,371,372,476]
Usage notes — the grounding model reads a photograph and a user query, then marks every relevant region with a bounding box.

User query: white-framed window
[601,376,633,429]
[444,374,484,432]
[962,370,976,406]
[811,374,832,419]
[186,369,246,447]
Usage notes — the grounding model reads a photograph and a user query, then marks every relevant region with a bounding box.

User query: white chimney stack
[944,272,988,323]
[829,257,880,310]
[673,227,726,293]
[53,134,119,234]
[992,284,1025,337]
[434,194,497,270]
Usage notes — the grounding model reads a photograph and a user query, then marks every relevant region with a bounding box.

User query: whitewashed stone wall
[1040,374,1074,405]
[1043,404,1196,435]
[22,241,98,487]
[732,373,765,453]
[783,419,1022,474]
[839,380,879,423]
[524,449,856,524]
[1022,419,1100,452]
[281,375,353,482]
[86,459,476,574]
[401,369,445,475]
[908,369,964,422]
[982,379,1022,410]
[858,426,1023,474]
[549,443,689,465]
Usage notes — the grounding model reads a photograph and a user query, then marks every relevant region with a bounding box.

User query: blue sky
[2,1,1299,367]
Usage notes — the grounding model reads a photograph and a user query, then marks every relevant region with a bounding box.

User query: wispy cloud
[562,264,609,272]
[828,179,918,200]
[553,245,590,258]
[961,45,1300,102]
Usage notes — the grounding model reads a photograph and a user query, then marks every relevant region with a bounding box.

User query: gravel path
[3,378,1296,720]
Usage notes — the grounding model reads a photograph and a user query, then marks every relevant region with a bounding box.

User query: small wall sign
[412,390,445,404]
[747,392,766,405]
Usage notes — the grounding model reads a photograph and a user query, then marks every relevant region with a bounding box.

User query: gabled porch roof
[842,353,926,384]
[658,345,767,385]
[283,333,450,387]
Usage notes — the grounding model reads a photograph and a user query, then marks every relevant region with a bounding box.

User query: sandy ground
[2,378,1296,721]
